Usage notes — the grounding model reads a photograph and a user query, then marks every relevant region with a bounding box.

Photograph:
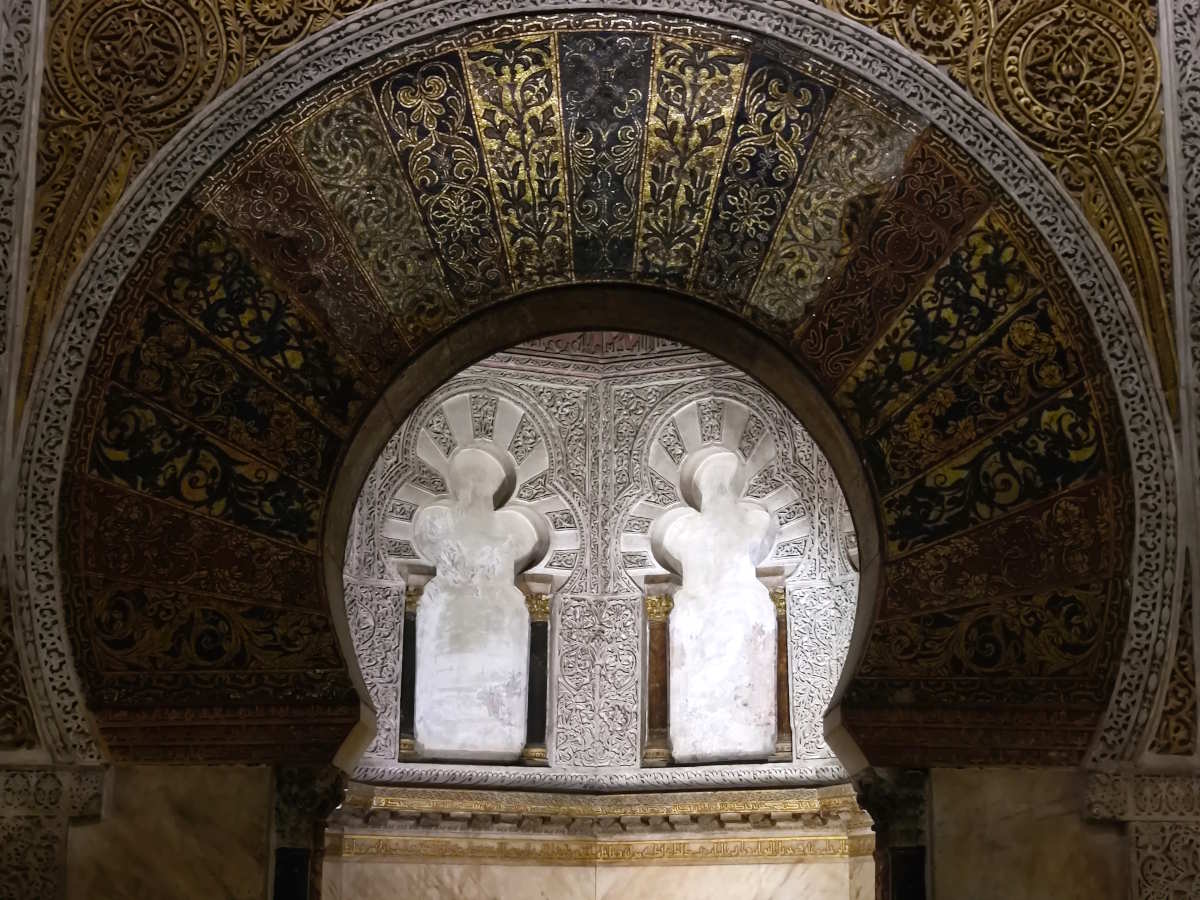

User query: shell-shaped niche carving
[620,391,824,585]
[381,388,582,590]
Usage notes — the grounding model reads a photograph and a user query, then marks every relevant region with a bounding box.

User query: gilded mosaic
[57,14,1132,764]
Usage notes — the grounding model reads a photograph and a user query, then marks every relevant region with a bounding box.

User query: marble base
[324,860,858,900]
[66,766,271,900]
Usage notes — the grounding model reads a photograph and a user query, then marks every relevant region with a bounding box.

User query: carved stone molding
[327,782,873,864]
[1086,771,1200,821]
[15,0,1175,775]
[1131,821,1200,897]
[0,766,105,900]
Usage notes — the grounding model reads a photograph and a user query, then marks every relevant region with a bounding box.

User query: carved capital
[404,585,422,615]
[524,593,551,622]
[644,595,674,622]
[853,768,928,847]
[770,587,787,617]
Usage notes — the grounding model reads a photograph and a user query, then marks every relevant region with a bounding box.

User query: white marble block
[412,448,538,761]
[662,451,777,763]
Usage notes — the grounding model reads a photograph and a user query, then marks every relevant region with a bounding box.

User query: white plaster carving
[344,579,404,763]
[661,451,777,763]
[13,0,1174,782]
[0,766,104,900]
[788,579,857,762]
[551,594,641,768]
[1132,821,1200,898]
[413,449,541,761]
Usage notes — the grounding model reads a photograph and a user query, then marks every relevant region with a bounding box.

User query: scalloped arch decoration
[12,0,1173,770]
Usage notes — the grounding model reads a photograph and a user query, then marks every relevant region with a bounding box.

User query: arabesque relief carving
[18,5,1170,769]
[16,0,1176,421]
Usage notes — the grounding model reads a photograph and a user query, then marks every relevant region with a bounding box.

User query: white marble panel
[324,861,596,900]
[595,861,850,899]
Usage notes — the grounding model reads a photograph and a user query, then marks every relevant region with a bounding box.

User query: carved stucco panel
[1132,821,1200,898]
[788,579,856,763]
[344,580,404,763]
[551,594,641,768]
[14,0,1174,779]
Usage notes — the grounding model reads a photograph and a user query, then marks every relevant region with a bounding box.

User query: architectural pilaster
[1087,771,1200,896]
[0,766,104,899]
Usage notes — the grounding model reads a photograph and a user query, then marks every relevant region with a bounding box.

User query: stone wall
[929,769,1126,900]
[66,766,272,900]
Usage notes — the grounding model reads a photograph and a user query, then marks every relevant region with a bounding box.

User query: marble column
[271,766,345,900]
[643,594,673,766]
[855,768,929,900]
[398,586,420,758]
[521,593,551,766]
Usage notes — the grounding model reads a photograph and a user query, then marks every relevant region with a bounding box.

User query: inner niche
[343,332,859,783]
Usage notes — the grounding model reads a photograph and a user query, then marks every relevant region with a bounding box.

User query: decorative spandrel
[658,450,778,762]
[412,448,545,761]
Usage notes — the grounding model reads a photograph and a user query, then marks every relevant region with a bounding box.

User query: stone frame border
[11,0,1176,770]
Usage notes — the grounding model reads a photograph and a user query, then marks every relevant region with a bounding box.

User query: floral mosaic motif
[634,36,748,285]
[837,211,1051,437]
[796,133,993,389]
[558,31,652,278]
[865,284,1086,491]
[68,475,323,611]
[160,215,369,435]
[86,576,344,673]
[464,35,572,288]
[883,386,1107,556]
[204,139,407,382]
[48,14,1143,768]
[860,581,1110,678]
[373,54,511,301]
[90,387,322,549]
[622,552,651,568]
[295,88,454,349]
[694,56,833,302]
[880,477,1126,619]
[749,91,918,329]
[110,300,339,486]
